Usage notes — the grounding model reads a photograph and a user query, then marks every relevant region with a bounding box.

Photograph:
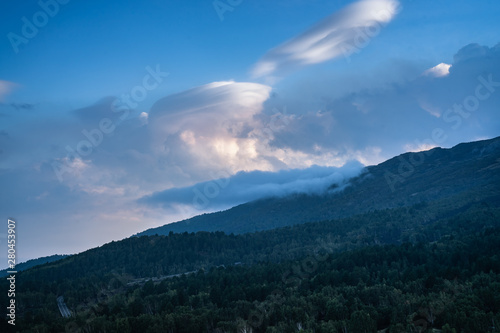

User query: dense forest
[2,198,500,332]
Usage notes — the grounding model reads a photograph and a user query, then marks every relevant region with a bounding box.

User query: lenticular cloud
[252,0,400,79]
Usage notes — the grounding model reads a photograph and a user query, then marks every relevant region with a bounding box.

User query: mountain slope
[138,136,500,236]
[4,203,500,332]
[0,254,69,277]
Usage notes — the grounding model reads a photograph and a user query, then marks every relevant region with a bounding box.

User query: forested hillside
[2,198,499,332]
[0,254,68,278]
[3,222,500,332]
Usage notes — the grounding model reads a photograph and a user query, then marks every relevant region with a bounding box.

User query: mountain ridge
[0,254,69,277]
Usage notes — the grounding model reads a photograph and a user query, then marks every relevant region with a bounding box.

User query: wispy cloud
[251,0,400,79]
[139,161,365,211]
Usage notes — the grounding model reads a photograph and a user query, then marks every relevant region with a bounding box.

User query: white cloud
[139,112,149,124]
[404,142,437,153]
[148,81,367,176]
[251,0,400,79]
[149,81,274,173]
[140,161,365,211]
[417,99,442,117]
[423,63,452,78]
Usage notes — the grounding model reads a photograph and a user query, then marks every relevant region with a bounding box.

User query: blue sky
[0,0,499,262]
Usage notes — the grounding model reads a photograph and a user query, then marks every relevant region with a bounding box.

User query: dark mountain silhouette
[0,254,69,277]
